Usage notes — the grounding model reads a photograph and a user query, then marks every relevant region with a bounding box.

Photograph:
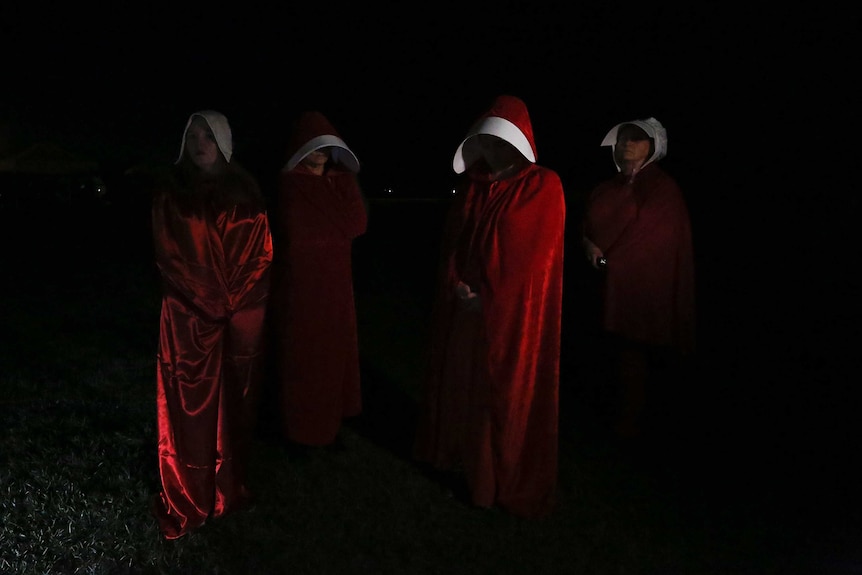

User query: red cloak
[583,162,696,353]
[415,96,566,518]
[270,111,367,446]
[151,165,273,539]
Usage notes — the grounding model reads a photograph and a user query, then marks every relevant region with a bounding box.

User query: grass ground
[1,202,859,574]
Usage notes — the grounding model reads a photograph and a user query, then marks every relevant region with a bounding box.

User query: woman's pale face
[184,117,221,172]
[614,125,652,168]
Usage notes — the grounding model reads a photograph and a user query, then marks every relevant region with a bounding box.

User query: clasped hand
[455,281,482,312]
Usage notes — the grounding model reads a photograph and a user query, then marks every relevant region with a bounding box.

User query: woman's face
[614,125,652,167]
[476,134,521,173]
[184,117,221,172]
[301,147,331,173]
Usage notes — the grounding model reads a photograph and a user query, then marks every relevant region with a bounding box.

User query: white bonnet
[176,110,233,164]
[284,135,360,173]
[601,117,667,170]
[452,116,536,174]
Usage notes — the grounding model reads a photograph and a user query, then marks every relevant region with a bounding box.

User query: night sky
[3,5,855,192]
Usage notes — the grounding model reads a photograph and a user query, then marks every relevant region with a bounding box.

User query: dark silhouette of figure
[581,117,695,443]
[269,111,367,452]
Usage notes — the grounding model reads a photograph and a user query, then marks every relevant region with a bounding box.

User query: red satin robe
[151,170,272,539]
[270,164,367,446]
[583,162,695,353]
[415,162,566,519]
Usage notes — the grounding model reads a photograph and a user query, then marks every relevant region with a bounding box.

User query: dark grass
[1,202,860,574]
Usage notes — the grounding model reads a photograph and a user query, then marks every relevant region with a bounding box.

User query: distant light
[451,188,457,194]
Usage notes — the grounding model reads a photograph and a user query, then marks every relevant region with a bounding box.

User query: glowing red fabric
[415,96,566,519]
[270,111,367,446]
[151,170,272,539]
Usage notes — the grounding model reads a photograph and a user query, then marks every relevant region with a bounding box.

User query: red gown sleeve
[152,192,229,321]
[219,205,274,314]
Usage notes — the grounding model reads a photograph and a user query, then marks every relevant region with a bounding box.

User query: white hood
[176,110,233,164]
[452,116,536,174]
[284,134,360,173]
[451,96,538,175]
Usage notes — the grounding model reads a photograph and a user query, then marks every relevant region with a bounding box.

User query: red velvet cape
[151,166,272,539]
[270,112,368,446]
[583,162,696,353]
[415,159,566,519]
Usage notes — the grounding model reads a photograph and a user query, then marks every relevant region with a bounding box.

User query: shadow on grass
[349,359,419,462]
[351,359,477,509]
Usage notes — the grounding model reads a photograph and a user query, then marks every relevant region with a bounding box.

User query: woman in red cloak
[269,111,367,451]
[150,110,273,539]
[414,95,566,519]
[581,117,695,442]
